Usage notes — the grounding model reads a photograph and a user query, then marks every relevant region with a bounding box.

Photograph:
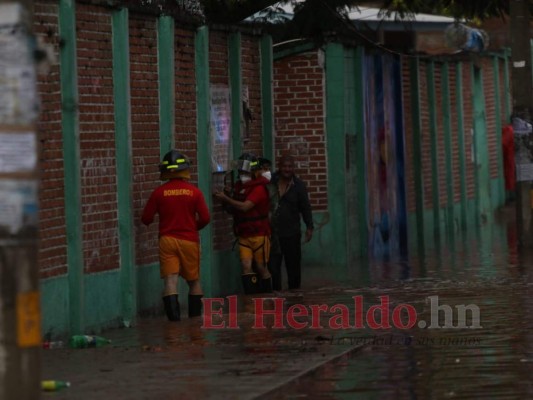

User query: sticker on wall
[513,117,533,182]
[0,132,36,172]
[242,85,252,139]
[0,15,39,124]
[16,291,41,348]
[210,85,232,172]
[0,180,38,235]
[288,137,310,158]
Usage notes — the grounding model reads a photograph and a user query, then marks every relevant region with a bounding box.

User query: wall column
[455,63,468,230]
[112,8,136,325]
[157,15,175,154]
[409,57,425,253]
[354,46,367,258]
[59,0,83,334]
[325,43,347,266]
[195,26,214,296]
[441,62,454,236]
[426,61,440,239]
[229,32,242,157]
[260,35,274,163]
[471,64,491,223]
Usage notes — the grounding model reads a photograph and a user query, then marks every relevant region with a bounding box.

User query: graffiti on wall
[513,117,533,182]
[364,53,403,259]
[210,85,232,172]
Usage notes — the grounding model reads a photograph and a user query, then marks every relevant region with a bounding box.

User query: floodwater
[42,206,533,399]
[268,208,533,399]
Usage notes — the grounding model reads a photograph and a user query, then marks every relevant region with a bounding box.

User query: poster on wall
[0,11,39,125]
[0,180,38,235]
[210,85,232,172]
[513,117,533,182]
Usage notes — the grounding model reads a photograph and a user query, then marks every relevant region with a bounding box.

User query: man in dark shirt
[269,155,313,291]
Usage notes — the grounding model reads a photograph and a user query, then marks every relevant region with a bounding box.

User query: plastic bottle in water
[69,334,111,348]
[42,340,64,349]
[41,380,70,391]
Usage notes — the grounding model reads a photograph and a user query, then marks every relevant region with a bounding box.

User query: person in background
[141,150,211,321]
[502,119,516,202]
[214,153,272,294]
[269,154,314,291]
[257,157,281,269]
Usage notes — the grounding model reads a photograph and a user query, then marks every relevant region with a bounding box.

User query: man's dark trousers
[269,233,301,290]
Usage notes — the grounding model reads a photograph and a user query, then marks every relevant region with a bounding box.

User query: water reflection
[278,212,533,399]
[42,209,533,399]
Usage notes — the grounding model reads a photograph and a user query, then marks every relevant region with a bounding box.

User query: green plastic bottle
[42,380,70,391]
[69,334,111,348]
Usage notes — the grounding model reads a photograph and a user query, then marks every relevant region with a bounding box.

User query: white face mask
[261,171,272,181]
[240,175,252,184]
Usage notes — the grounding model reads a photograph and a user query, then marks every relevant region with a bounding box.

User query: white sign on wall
[210,85,232,172]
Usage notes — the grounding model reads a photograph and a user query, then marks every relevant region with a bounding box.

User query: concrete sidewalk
[41,289,363,400]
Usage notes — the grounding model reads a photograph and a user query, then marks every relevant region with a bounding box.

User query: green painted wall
[344,49,358,265]
[136,263,161,313]
[472,65,492,223]
[42,25,513,338]
[441,63,455,237]
[455,62,468,230]
[41,277,69,338]
[260,35,274,163]
[229,32,242,158]
[426,61,441,239]
[409,57,425,254]
[322,43,347,267]
[58,0,83,335]
[112,8,136,327]
[492,56,505,208]
[157,16,175,154]
[195,26,215,297]
[354,47,367,259]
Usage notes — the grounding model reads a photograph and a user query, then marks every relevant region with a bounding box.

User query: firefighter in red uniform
[141,150,211,321]
[214,153,273,294]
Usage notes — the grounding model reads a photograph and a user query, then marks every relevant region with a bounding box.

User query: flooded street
[42,208,533,399]
[270,210,533,399]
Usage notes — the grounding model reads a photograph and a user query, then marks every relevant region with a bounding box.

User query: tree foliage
[201,0,512,24]
[199,0,516,45]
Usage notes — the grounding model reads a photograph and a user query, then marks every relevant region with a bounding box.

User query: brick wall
[241,35,263,156]
[129,13,160,267]
[401,56,507,217]
[461,62,476,200]
[434,64,448,207]
[76,4,119,274]
[482,58,500,180]
[172,25,199,250]
[34,1,265,274]
[449,65,461,204]
[208,31,266,251]
[174,26,197,165]
[401,57,415,214]
[273,51,327,211]
[416,31,452,55]
[35,1,67,278]
[480,17,533,51]
[418,61,434,208]
[208,30,233,251]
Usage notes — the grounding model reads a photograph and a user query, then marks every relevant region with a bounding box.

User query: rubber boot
[260,277,273,294]
[163,294,180,321]
[241,273,260,294]
[188,294,203,317]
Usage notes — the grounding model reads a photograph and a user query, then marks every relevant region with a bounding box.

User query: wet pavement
[42,207,533,399]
